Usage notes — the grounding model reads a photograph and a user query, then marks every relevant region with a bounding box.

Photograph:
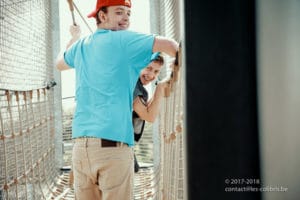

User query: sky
[59,0,150,107]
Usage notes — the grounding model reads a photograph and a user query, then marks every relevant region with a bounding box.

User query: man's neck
[97,24,106,29]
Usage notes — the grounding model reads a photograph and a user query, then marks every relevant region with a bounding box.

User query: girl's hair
[153,55,164,65]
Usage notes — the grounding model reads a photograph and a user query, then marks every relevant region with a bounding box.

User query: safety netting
[0,0,59,199]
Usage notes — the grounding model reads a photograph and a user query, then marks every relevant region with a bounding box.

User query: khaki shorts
[72,138,133,200]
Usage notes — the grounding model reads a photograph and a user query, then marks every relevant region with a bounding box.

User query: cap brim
[87,10,97,18]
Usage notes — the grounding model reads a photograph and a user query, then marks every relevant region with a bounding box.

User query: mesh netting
[0,0,53,91]
[0,0,58,199]
[150,0,185,199]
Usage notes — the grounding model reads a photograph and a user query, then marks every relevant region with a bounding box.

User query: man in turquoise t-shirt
[56,0,178,199]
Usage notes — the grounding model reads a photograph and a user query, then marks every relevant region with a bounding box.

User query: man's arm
[56,56,72,71]
[56,25,81,71]
[133,81,168,123]
[135,36,179,122]
[153,36,179,57]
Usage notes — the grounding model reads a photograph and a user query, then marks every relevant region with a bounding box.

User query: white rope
[73,1,93,33]
[0,92,9,199]
[6,91,20,199]
[16,91,29,199]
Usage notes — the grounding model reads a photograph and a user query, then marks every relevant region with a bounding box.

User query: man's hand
[66,25,81,49]
[70,25,81,41]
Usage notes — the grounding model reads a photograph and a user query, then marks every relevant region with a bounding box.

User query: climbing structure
[0,0,185,199]
[0,1,60,199]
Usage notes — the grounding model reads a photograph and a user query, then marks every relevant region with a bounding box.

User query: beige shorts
[72,138,133,200]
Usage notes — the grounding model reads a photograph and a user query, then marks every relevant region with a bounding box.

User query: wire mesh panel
[150,0,185,199]
[0,0,58,199]
[0,0,53,91]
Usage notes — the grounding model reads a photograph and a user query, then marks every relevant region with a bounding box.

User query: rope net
[0,0,58,199]
[148,0,185,199]
[0,89,57,199]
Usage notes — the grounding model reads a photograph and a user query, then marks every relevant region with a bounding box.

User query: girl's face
[140,61,162,85]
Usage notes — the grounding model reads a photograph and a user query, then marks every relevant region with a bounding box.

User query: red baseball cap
[87,0,131,18]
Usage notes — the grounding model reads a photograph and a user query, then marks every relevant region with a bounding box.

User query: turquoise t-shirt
[64,29,155,146]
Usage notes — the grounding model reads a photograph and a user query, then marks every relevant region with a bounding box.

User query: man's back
[64,29,155,146]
